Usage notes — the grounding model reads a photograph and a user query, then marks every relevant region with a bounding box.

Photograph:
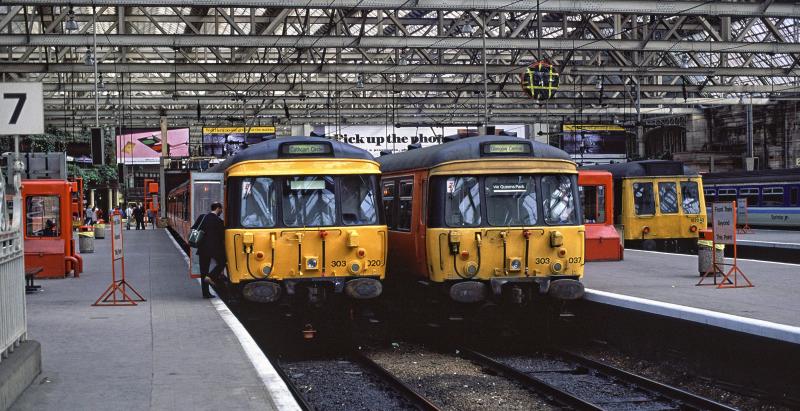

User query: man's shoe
[202,293,215,298]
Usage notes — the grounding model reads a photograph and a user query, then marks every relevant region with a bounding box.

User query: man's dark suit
[191,212,226,297]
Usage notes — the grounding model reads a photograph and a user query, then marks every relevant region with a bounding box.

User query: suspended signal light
[520,60,560,100]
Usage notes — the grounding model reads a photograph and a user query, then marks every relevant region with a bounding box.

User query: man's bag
[188,214,207,248]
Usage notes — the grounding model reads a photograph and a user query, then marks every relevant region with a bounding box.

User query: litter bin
[94,224,106,239]
[78,229,95,253]
[698,239,724,275]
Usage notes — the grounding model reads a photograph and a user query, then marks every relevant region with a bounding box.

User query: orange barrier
[698,201,753,289]
[93,213,146,306]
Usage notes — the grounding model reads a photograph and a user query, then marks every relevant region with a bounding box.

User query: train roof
[583,160,698,178]
[702,167,800,184]
[376,135,572,172]
[216,136,375,170]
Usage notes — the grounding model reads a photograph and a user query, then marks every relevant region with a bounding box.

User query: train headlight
[508,257,522,272]
[465,261,479,277]
[261,264,273,277]
[304,256,319,270]
[551,260,564,273]
[348,261,362,274]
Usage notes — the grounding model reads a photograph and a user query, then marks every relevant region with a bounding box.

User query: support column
[159,114,168,220]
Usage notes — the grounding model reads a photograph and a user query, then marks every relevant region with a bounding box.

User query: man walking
[133,204,145,230]
[191,202,226,298]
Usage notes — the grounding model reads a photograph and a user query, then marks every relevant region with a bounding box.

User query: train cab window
[397,179,414,231]
[738,188,760,206]
[632,182,655,215]
[658,182,678,214]
[486,175,538,226]
[240,177,277,227]
[382,181,396,229]
[762,187,784,206]
[26,196,60,238]
[445,176,481,227]
[579,185,605,224]
[542,175,577,225]
[340,175,378,225]
[283,176,336,227]
[680,181,701,214]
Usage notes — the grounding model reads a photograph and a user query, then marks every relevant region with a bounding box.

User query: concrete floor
[10,228,280,411]
[584,248,800,327]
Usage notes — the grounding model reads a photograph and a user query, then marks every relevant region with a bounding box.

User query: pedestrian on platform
[125,204,133,229]
[84,205,93,225]
[133,204,145,230]
[191,202,227,299]
[147,208,155,229]
[89,207,98,225]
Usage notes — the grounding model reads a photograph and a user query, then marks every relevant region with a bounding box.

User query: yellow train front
[586,160,707,252]
[222,137,386,306]
[378,136,585,306]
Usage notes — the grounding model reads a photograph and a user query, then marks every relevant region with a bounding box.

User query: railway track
[460,348,737,411]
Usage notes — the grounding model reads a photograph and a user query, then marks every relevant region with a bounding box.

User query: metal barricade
[0,158,25,363]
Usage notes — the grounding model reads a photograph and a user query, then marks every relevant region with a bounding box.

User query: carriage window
[397,179,414,231]
[340,175,378,226]
[658,182,678,214]
[542,175,577,225]
[486,175,538,226]
[632,182,655,215]
[240,177,277,227]
[580,185,605,224]
[762,187,784,206]
[382,180,396,229]
[26,196,60,237]
[445,176,481,227]
[738,188,759,206]
[704,188,716,204]
[717,188,736,203]
[282,176,336,227]
[681,181,701,214]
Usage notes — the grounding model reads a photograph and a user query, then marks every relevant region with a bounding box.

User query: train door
[189,172,224,278]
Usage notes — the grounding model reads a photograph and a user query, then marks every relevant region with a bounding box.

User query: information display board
[712,201,736,245]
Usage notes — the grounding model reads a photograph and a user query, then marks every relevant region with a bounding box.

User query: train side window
[340,175,378,225]
[658,182,679,214]
[240,177,277,228]
[792,187,799,206]
[397,179,414,231]
[26,195,60,237]
[762,187,784,206]
[632,182,655,215]
[542,175,577,225]
[382,180,396,229]
[738,187,759,206]
[703,188,716,204]
[445,176,481,227]
[680,181,701,214]
[717,188,736,203]
[580,185,606,224]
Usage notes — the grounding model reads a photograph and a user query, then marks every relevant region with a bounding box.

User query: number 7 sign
[1,82,44,135]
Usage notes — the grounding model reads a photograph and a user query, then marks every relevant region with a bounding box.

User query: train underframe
[626,237,699,254]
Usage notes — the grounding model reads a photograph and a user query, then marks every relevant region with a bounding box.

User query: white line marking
[164,229,301,411]
[585,289,800,344]
[737,239,800,246]
[626,248,800,267]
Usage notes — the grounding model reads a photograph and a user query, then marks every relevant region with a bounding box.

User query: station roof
[377,135,571,172]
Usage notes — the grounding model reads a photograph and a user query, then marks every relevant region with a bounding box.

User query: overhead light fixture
[97,74,105,90]
[65,7,79,31]
[83,47,94,66]
[461,22,473,34]
[680,54,690,69]
[356,74,364,89]
[595,77,603,90]
[299,93,307,101]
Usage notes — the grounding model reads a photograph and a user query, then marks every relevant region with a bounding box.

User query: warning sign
[713,202,735,245]
[111,213,124,260]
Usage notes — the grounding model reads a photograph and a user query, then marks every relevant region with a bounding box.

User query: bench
[25,267,43,294]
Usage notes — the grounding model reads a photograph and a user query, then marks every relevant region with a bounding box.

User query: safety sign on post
[736,198,751,233]
[698,201,753,289]
[93,212,146,306]
[0,82,44,135]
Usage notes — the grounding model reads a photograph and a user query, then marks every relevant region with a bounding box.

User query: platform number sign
[0,83,44,135]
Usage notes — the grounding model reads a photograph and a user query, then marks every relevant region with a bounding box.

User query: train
[376,135,585,306]
[702,168,800,228]
[584,160,707,252]
[166,137,387,308]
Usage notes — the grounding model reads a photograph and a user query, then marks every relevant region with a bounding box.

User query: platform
[584,249,800,329]
[735,228,800,249]
[9,228,297,411]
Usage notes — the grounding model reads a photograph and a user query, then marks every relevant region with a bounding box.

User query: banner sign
[713,201,736,245]
[562,124,627,163]
[111,213,124,261]
[116,128,190,164]
[202,126,276,157]
[322,124,526,157]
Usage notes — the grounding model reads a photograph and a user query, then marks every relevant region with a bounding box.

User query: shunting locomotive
[168,137,386,307]
[377,135,585,306]
[585,160,707,252]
